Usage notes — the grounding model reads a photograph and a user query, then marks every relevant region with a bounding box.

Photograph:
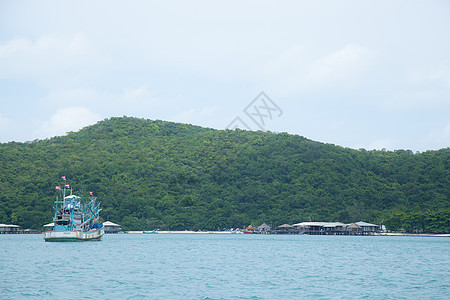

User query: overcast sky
[1,1,449,151]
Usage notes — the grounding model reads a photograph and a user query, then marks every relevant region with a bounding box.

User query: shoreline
[120,231,450,237]
[375,232,450,237]
[124,230,237,234]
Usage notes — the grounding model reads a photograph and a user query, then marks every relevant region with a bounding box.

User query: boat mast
[62,175,66,199]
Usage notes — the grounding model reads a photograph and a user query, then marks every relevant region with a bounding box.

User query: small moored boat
[43,178,104,242]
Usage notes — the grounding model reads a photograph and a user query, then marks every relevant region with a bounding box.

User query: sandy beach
[376,233,450,237]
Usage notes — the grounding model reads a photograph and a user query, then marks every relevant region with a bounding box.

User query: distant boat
[43,179,104,242]
[243,225,258,234]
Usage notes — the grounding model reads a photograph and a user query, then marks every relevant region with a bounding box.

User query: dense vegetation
[0,117,448,232]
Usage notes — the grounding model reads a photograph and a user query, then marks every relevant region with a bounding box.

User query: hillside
[0,116,448,232]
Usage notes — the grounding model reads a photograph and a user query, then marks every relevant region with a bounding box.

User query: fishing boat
[43,177,104,242]
[242,225,258,234]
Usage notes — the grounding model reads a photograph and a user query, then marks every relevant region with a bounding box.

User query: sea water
[1,234,449,299]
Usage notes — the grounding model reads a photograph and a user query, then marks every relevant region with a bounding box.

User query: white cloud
[174,106,218,125]
[0,33,107,83]
[1,1,449,152]
[0,113,10,127]
[0,85,163,142]
[0,113,11,138]
[381,90,450,112]
[122,85,160,109]
[40,86,160,116]
[38,107,101,138]
[430,70,450,89]
[380,63,450,112]
[386,62,450,111]
[263,45,307,80]
[308,44,374,86]
[123,86,150,102]
[425,123,450,150]
[263,44,376,95]
[40,87,102,107]
[409,62,450,89]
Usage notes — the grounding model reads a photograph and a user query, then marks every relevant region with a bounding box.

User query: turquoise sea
[1,234,449,299]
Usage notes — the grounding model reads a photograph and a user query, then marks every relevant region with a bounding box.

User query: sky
[0,0,449,152]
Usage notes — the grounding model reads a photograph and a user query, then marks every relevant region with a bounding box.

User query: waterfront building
[276,224,295,234]
[103,221,122,233]
[292,221,379,235]
[345,223,363,234]
[292,222,327,234]
[0,224,20,234]
[258,223,271,233]
[323,222,346,234]
[355,221,379,233]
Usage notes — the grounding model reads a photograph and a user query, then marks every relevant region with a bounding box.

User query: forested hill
[0,116,449,232]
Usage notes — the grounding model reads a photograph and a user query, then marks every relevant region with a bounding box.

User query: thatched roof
[258,222,271,230]
[346,223,362,229]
